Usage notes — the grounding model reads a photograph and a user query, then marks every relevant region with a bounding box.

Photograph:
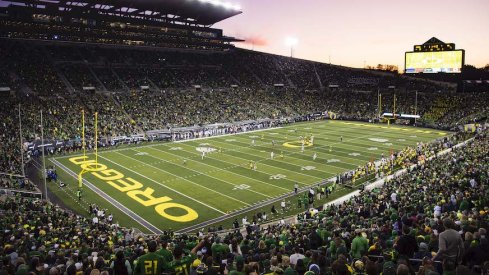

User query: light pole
[414,90,418,125]
[18,104,25,177]
[285,37,298,58]
[40,110,48,201]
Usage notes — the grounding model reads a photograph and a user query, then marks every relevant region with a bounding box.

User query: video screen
[405,50,463,73]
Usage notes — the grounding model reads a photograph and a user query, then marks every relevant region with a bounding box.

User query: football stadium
[0,0,488,274]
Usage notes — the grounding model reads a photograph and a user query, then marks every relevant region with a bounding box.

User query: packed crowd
[334,130,467,186]
[0,89,487,178]
[290,130,488,274]
[115,88,335,131]
[0,40,459,92]
[0,97,24,175]
[1,18,489,275]
[0,40,487,188]
[0,130,486,275]
[0,174,36,191]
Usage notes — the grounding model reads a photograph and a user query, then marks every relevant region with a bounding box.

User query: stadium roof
[6,0,242,25]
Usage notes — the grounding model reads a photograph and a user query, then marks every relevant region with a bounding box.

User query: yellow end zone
[334,121,446,135]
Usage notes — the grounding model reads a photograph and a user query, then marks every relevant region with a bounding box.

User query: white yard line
[121,149,272,201]
[215,122,378,166]
[244,135,374,163]
[50,159,163,234]
[248,135,399,164]
[321,121,449,137]
[52,121,443,162]
[169,141,326,181]
[195,138,346,176]
[54,127,284,159]
[146,146,291,192]
[227,126,413,167]
[270,126,407,151]
[209,134,373,172]
[229,134,363,168]
[97,154,228,214]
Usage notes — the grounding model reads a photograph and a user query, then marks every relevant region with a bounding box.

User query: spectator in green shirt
[350,230,368,259]
[157,239,174,263]
[134,240,167,275]
[167,237,205,275]
[211,238,229,264]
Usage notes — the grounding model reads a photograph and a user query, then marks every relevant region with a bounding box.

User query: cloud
[239,35,268,46]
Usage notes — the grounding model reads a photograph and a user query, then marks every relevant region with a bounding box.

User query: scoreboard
[405,37,464,74]
[405,50,464,74]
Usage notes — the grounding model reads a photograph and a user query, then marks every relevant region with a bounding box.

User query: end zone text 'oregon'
[69,156,198,222]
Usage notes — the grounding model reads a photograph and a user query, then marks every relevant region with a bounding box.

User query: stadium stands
[1,0,487,273]
[0,130,486,274]
[0,28,487,275]
[0,39,487,177]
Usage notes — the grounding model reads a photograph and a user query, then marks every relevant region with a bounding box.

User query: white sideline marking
[212,134,362,171]
[209,139,330,180]
[227,126,383,165]
[50,159,162,234]
[169,140,321,184]
[118,149,263,203]
[54,127,284,159]
[97,154,227,214]
[149,146,290,192]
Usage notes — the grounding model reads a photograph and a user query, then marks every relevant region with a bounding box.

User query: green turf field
[49,120,450,233]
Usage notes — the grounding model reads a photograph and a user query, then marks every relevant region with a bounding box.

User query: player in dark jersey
[134,240,167,275]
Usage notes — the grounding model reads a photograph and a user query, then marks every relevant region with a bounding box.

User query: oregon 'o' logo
[283,141,313,148]
[328,111,337,120]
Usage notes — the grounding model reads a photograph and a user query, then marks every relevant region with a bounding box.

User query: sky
[215,0,489,70]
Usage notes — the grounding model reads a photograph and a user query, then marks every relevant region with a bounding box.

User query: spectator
[351,230,368,259]
[394,226,418,258]
[434,219,464,264]
[134,240,166,275]
[110,250,132,275]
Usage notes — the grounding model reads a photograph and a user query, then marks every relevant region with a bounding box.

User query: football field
[49,120,449,233]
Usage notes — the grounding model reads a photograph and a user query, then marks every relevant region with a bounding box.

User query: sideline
[197,137,471,236]
[53,126,284,160]
[321,137,474,208]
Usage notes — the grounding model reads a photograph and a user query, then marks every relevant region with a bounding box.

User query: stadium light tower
[285,36,298,58]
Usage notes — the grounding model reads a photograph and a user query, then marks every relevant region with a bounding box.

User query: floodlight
[285,37,298,57]
[285,37,298,47]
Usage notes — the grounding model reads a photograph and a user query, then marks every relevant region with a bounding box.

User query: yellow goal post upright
[78,111,99,192]
[391,94,397,125]
[377,89,382,120]
[382,93,397,126]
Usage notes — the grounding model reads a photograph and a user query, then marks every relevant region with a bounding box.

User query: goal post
[78,111,99,190]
